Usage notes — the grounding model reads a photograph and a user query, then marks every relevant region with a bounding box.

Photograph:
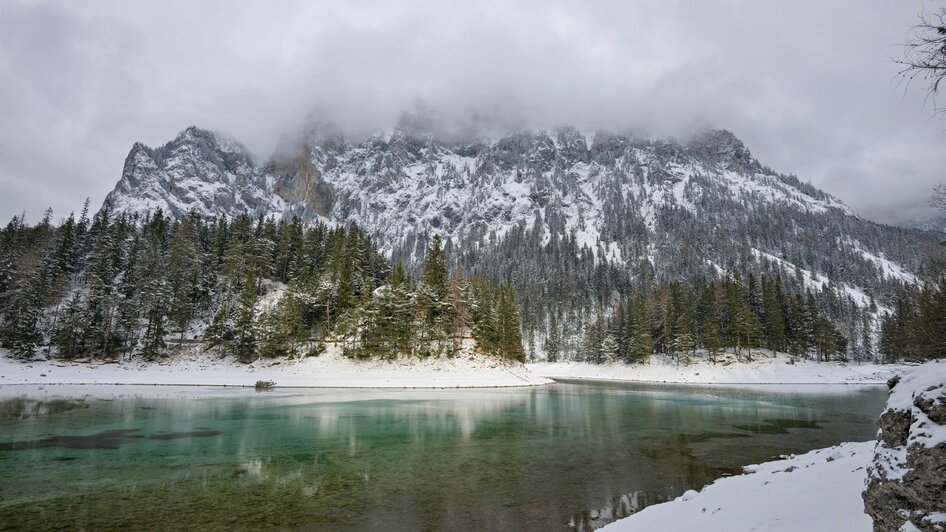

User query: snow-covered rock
[863,360,946,531]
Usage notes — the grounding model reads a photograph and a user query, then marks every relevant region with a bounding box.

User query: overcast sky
[1,0,944,225]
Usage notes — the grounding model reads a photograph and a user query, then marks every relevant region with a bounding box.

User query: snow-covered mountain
[103,119,943,343]
[105,126,285,219]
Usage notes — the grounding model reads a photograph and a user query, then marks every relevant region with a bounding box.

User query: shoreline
[602,440,876,531]
[547,376,888,386]
[529,352,912,386]
[0,380,549,390]
[0,349,911,389]
[0,350,553,389]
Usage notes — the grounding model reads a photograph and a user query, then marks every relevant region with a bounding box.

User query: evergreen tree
[495,282,525,362]
[234,269,259,363]
[167,217,200,341]
[545,311,562,362]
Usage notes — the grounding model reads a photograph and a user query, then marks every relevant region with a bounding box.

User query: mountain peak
[175,125,215,142]
[687,128,757,172]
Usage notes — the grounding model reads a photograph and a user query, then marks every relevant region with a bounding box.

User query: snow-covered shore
[530,351,911,385]
[1,348,910,389]
[601,441,876,532]
[603,360,946,531]
[0,348,551,388]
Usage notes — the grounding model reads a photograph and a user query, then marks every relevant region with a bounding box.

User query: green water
[0,382,887,531]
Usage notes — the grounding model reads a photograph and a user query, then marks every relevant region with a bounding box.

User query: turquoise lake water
[0,382,887,531]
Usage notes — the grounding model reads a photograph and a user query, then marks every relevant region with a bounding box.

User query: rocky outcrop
[863,360,946,532]
[268,142,336,217]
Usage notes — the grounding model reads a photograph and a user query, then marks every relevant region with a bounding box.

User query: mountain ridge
[101,120,944,357]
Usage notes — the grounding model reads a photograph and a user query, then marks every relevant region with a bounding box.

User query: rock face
[863,360,946,531]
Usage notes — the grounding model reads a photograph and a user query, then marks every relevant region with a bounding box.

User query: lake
[0,382,887,531]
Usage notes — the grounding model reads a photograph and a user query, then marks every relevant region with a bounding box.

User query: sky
[1,0,944,226]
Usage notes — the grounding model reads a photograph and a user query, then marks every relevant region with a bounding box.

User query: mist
[1,0,943,226]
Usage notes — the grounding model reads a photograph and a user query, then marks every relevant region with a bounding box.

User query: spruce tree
[495,282,525,362]
[234,269,259,363]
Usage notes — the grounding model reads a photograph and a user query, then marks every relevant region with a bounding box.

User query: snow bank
[0,347,551,389]
[602,441,875,532]
[530,351,911,385]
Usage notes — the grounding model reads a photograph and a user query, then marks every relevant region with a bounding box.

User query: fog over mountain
[1,0,944,226]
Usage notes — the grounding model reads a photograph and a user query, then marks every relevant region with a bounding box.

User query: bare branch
[896,7,946,117]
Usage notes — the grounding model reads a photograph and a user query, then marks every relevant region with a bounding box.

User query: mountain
[105,126,285,219]
[902,215,946,235]
[102,120,945,357]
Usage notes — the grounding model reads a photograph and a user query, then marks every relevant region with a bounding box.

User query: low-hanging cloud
[1,0,943,225]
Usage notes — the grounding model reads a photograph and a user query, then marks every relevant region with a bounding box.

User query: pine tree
[55,292,86,359]
[763,278,787,352]
[700,285,723,363]
[545,311,562,362]
[628,294,653,363]
[167,217,200,341]
[669,315,695,365]
[495,282,525,362]
[206,288,236,348]
[419,234,449,333]
[600,330,619,363]
[448,265,473,342]
[470,277,494,353]
[234,269,259,363]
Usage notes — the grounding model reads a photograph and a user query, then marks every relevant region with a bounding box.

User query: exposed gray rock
[877,408,912,448]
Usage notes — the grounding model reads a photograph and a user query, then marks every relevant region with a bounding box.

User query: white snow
[530,350,911,385]
[0,346,551,389]
[602,441,876,532]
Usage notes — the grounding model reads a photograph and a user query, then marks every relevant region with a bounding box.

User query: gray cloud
[1,0,943,225]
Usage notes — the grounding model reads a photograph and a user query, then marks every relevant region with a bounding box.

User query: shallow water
[0,382,887,531]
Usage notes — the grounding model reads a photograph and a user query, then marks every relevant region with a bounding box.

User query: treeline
[0,205,523,363]
[879,279,946,362]
[568,272,850,365]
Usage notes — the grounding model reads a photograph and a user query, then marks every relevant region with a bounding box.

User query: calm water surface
[0,382,887,531]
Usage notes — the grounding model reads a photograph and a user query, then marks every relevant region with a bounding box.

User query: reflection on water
[0,383,887,531]
[0,397,88,420]
[0,428,222,450]
[733,417,822,434]
[569,490,670,531]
